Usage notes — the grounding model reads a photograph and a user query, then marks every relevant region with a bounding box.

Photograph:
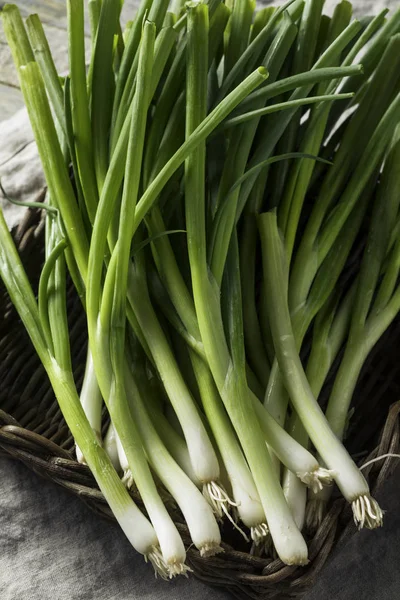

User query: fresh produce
[1,0,399,579]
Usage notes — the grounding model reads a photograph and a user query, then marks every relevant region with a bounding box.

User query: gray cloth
[0,458,231,600]
[1,457,399,599]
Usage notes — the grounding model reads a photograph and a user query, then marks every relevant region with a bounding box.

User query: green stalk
[26,15,65,135]
[106,369,187,574]
[38,235,68,353]
[224,234,308,562]
[128,251,220,487]
[49,369,164,565]
[103,12,219,496]
[259,279,276,364]
[147,269,205,358]
[133,67,267,234]
[264,185,371,430]
[283,283,356,528]
[90,0,122,192]
[19,63,89,283]
[184,3,307,565]
[142,2,230,185]
[239,179,270,389]
[224,0,255,77]
[64,77,90,236]
[267,0,323,209]
[142,39,187,185]
[289,38,400,313]
[325,134,400,440]
[258,211,383,529]
[143,163,318,490]
[111,25,178,154]
[326,8,400,131]
[111,0,153,124]
[217,0,296,99]
[250,6,275,42]
[145,208,202,349]
[0,207,163,570]
[190,350,268,541]
[1,4,34,75]
[89,55,256,347]
[239,64,362,110]
[93,264,187,574]
[137,375,199,485]
[124,362,222,559]
[109,19,156,387]
[67,0,99,224]
[210,13,298,286]
[222,92,353,128]
[88,0,100,40]
[277,1,357,261]
[236,20,362,218]
[294,0,324,74]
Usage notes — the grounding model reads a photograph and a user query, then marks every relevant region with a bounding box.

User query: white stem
[103,421,121,472]
[125,366,223,556]
[46,364,165,573]
[76,349,103,464]
[253,396,334,486]
[189,351,267,532]
[258,213,382,525]
[283,469,307,531]
[115,429,133,488]
[128,275,221,484]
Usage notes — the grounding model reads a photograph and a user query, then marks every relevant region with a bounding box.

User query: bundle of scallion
[1,0,400,580]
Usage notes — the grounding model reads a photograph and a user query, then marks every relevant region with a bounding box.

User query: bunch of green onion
[1,0,400,579]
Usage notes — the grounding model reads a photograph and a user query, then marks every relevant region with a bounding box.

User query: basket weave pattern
[0,205,399,600]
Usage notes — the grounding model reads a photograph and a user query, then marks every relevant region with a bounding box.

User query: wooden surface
[0,0,140,121]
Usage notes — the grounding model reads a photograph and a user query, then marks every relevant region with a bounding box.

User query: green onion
[259,211,383,528]
[3,0,398,573]
[0,204,166,575]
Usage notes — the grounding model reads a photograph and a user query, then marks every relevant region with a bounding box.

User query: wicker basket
[1,201,400,600]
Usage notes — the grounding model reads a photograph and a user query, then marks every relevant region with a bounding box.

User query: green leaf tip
[257,66,269,79]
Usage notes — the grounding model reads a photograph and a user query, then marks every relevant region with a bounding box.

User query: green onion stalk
[283,283,356,530]
[85,42,278,528]
[8,9,185,575]
[258,211,383,529]
[124,357,223,559]
[144,200,270,540]
[183,3,309,565]
[273,183,375,523]
[261,27,400,466]
[23,3,104,466]
[0,193,167,578]
[146,204,337,502]
[143,4,336,543]
[86,21,192,575]
[10,22,174,574]
[306,128,400,531]
[127,245,224,512]
[210,21,369,464]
